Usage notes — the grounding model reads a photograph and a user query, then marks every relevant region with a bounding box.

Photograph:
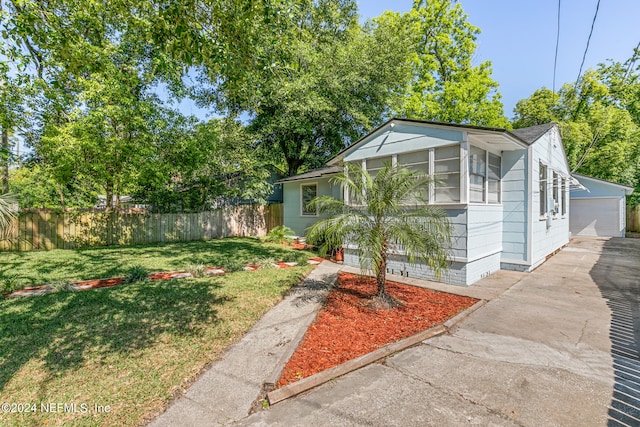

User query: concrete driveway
[239,237,640,426]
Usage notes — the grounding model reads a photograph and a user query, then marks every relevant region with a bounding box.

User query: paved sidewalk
[148,261,341,427]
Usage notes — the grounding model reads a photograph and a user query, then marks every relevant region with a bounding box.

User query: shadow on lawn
[0,238,308,285]
[590,238,640,426]
[0,277,229,392]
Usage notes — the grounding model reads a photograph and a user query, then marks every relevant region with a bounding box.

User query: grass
[0,237,315,289]
[0,238,315,426]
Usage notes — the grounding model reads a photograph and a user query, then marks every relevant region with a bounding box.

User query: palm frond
[0,193,18,241]
[306,162,452,298]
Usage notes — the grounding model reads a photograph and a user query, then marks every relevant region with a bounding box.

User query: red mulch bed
[76,277,124,288]
[278,273,478,386]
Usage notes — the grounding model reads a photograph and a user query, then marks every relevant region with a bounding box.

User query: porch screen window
[552,171,559,215]
[488,153,501,204]
[366,156,391,180]
[539,163,548,217]
[301,184,317,216]
[398,151,430,203]
[469,146,486,203]
[434,145,460,203]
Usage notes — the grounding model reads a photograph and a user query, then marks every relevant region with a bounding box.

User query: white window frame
[539,162,548,219]
[397,149,430,204]
[561,177,567,217]
[487,152,501,204]
[300,182,318,217]
[552,171,559,218]
[433,144,461,204]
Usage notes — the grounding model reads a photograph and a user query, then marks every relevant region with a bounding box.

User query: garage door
[570,198,622,237]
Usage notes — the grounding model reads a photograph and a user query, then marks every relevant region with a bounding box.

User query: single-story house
[279,118,572,286]
[570,174,633,237]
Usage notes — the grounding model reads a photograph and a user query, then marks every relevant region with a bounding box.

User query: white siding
[530,127,570,266]
[500,150,528,264]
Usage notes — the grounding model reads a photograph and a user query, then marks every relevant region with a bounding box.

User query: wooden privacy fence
[0,204,284,252]
[628,205,640,233]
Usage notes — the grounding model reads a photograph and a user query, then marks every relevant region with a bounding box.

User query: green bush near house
[264,225,296,244]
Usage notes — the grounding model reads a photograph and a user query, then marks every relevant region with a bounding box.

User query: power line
[574,0,601,88]
[552,0,561,101]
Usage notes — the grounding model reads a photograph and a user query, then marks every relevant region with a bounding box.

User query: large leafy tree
[391,0,509,127]
[201,0,413,177]
[1,0,277,209]
[513,58,640,194]
[135,117,272,211]
[306,163,451,308]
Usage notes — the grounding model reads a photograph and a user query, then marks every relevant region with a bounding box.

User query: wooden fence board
[0,205,283,252]
[628,205,640,233]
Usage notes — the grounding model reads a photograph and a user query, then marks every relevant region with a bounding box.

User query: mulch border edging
[266,298,487,406]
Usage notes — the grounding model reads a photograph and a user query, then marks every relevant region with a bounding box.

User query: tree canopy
[513,56,640,198]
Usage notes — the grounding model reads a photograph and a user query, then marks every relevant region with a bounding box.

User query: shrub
[264,226,296,244]
[48,280,75,293]
[187,263,207,278]
[222,258,247,273]
[281,251,309,264]
[124,265,149,284]
[1,275,23,294]
[254,257,276,270]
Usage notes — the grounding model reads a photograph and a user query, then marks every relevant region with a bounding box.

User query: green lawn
[0,238,315,426]
[0,237,312,289]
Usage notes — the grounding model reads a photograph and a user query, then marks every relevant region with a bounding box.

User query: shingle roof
[276,166,342,183]
[510,123,556,144]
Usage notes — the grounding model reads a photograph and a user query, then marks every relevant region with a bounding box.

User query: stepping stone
[171,272,192,279]
[205,269,226,276]
[307,260,321,265]
[282,262,298,267]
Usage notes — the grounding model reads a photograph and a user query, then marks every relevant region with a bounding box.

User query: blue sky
[359,0,640,119]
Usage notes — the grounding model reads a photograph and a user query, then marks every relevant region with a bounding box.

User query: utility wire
[552,0,561,102]
[574,0,601,88]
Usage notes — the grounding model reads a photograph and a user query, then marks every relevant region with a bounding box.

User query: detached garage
[570,174,633,237]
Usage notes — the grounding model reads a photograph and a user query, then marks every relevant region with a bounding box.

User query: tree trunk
[105,186,113,212]
[2,129,8,194]
[376,254,387,299]
[56,183,65,210]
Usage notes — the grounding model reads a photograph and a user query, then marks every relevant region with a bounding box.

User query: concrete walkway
[238,237,640,426]
[149,261,341,427]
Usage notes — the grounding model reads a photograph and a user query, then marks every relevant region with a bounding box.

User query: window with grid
[365,156,392,181]
[434,145,460,203]
[301,184,317,216]
[552,171,559,215]
[488,153,501,204]
[539,163,548,217]
[469,146,486,203]
[561,178,567,216]
[398,150,430,203]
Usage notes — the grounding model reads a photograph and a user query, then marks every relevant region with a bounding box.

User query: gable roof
[327,118,556,166]
[510,123,557,144]
[279,120,560,183]
[276,166,341,183]
[572,173,634,195]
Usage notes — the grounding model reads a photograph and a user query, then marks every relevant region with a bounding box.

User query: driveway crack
[577,320,588,347]
[383,359,526,427]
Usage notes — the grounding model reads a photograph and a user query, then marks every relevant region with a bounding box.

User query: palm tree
[306,162,451,308]
[0,193,17,241]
